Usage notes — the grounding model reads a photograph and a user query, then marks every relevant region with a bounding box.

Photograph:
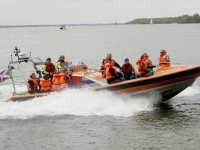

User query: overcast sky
[0,0,200,25]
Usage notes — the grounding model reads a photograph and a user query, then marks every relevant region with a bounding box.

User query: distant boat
[150,18,153,25]
[60,26,66,30]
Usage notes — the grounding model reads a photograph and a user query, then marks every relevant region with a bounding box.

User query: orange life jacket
[106,64,117,79]
[101,62,110,77]
[44,62,55,72]
[57,59,65,64]
[102,57,114,64]
[102,58,108,65]
[52,74,61,91]
[27,77,38,91]
[40,78,51,92]
[59,73,71,89]
[136,59,147,76]
[158,50,170,66]
[102,58,108,61]
[122,64,132,75]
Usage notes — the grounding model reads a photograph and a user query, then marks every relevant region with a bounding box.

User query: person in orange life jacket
[59,69,72,89]
[135,54,156,78]
[122,58,138,80]
[40,74,51,93]
[55,55,66,72]
[106,60,124,84]
[27,73,40,94]
[143,53,154,71]
[102,53,122,71]
[158,49,170,66]
[52,69,72,91]
[106,53,124,78]
[41,58,56,79]
[100,59,109,77]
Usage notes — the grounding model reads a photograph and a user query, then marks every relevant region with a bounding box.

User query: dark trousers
[28,89,40,94]
[107,78,123,84]
[124,73,135,80]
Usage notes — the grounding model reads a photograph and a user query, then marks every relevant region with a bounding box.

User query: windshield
[65,58,86,68]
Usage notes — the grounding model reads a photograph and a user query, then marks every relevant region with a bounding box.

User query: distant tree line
[126,14,200,24]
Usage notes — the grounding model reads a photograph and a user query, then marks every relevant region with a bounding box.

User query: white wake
[1,79,199,119]
[0,84,154,119]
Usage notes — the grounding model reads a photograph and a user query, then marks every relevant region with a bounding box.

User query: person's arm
[148,65,157,68]
[36,70,42,78]
[114,60,122,70]
[109,68,121,79]
[166,55,170,62]
[55,62,61,69]
[41,65,49,75]
[28,81,34,91]
[132,66,138,75]
[54,66,57,74]
[140,62,149,73]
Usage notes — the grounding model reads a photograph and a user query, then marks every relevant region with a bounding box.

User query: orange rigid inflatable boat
[9,63,200,102]
[6,49,200,102]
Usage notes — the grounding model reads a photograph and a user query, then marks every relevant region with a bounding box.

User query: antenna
[14,47,20,57]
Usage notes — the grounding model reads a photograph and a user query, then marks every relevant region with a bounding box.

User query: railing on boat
[154,62,185,75]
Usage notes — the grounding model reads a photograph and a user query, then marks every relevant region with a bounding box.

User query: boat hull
[126,78,196,101]
[7,93,50,102]
[92,65,200,101]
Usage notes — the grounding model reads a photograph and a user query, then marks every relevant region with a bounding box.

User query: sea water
[0,24,200,149]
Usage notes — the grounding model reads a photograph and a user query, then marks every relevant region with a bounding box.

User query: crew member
[136,54,156,78]
[41,58,56,79]
[122,58,137,80]
[100,58,109,77]
[55,55,66,71]
[27,73,39,94]
[143,53,154,71]
[106,60,123,84]
[40,74,51,92]
[158,49,170,66]
[59,69,72,89]
[102,53,122,71]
